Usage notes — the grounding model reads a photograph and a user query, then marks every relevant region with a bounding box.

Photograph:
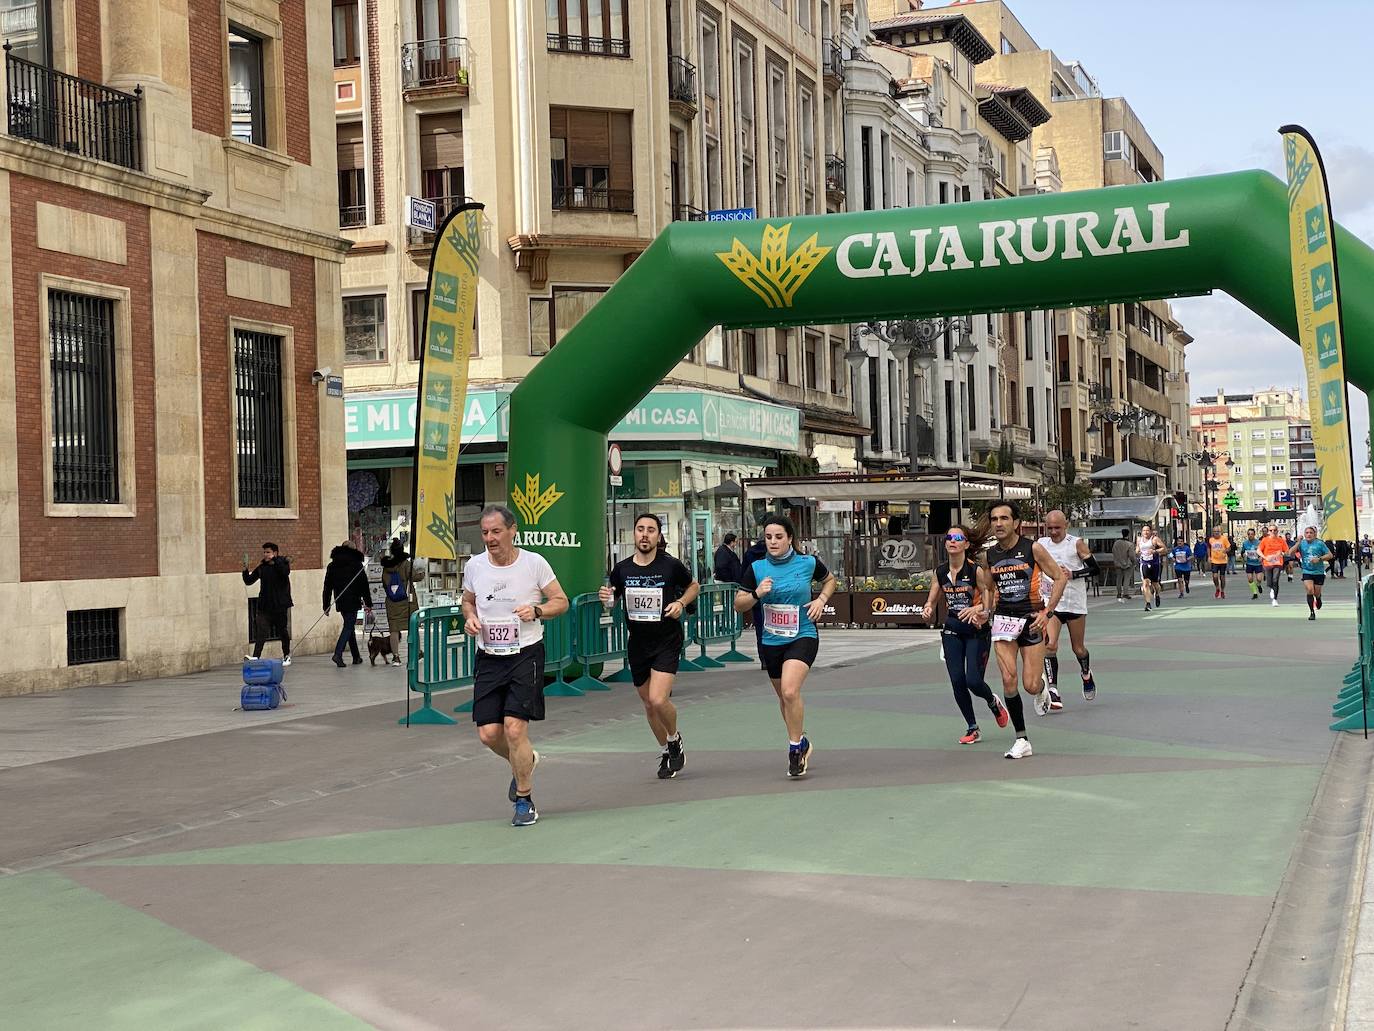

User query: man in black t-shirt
[600,513,700,779]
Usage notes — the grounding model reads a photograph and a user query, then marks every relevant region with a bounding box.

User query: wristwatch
[749,588,759,600]
[533,604,543,619]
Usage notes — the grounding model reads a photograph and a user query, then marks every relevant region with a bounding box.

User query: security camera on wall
[311,366,333,384]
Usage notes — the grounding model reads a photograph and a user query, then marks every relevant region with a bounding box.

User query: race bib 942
[625,586,663,622]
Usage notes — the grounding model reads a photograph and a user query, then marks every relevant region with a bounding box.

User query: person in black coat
[323,542,371,667]
[713,532,743,584]
[741,535,768,662]
[243,542,293,664]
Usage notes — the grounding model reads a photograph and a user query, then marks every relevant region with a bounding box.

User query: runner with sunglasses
[921,526,1008,744]
[735,514,838,778]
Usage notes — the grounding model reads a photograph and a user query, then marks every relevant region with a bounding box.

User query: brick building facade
[0,0,346,693]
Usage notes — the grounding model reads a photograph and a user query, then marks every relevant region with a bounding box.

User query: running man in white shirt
[1037,510,1101,708]
[462,505,569,827]
[1137,524,1164,612]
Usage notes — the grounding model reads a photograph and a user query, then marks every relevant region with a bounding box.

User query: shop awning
[741,474,1034,503]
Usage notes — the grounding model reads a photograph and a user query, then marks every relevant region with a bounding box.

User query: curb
[1227,731,1374,1030]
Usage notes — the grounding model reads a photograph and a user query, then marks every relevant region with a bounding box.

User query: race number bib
[763,603,800,638]
[990,614,1027,641]
[625,586,663,622]
[481,617,522,656]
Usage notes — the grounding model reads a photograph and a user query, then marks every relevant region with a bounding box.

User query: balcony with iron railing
[339,204,367,229]
[547,33,630,58]
[822,39,844,87]
[552,184,633,213]
[667,55,697,117]
[401,36,470,96]
[673,203,705,222]
[824,154,845,201]
[4,44,142,170]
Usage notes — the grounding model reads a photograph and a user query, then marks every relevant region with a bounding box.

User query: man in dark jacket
[323,542,371,667]
[741,535,768,661]
[713,532,743,584]
[243,542,293,664]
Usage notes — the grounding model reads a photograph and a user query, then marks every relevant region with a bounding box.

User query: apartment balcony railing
[552,184,633,213]
[667,55,698,113]
[547,33,630,58]
[822,39,844,86]
[673,203,706,222]
[406,193,473,245]
[339,204,367,229]
[4,45,142,170]
[401,36,469,92]
[824,154,845,199]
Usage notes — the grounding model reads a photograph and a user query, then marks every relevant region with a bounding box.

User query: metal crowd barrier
[693,582,751,665]
[401,583,753,725]
[568,593,627,691]
[402,604,474,724]
[1332,574,1374,732]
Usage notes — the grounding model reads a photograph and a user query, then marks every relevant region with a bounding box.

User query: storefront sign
[854,591,929,626]
[347,388,800,452]
[814,592,852,625]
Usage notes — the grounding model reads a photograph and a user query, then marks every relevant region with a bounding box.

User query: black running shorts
[472,642,545,725]
[1050,610,1085,623]
[628,633,682,687]
[759,636,820,680]
[1140,559,1162,583]
[1303,573,1327,585]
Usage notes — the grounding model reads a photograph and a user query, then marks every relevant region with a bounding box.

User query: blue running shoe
[1083,674,1097,702]
[511,797,538,827]
[787,737,813,779]
[508,749,540,802]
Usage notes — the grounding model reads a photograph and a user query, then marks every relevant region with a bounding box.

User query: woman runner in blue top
[736,514,838,778]
[1288,526,1334,620]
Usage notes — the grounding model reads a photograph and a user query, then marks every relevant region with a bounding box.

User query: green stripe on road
[94,765,1318,897]
[0,873,367,1030]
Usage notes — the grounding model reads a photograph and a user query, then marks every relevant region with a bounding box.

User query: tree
[1041,481,1094,520]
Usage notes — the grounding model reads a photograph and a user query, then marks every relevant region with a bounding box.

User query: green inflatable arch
[506,170,1374,597]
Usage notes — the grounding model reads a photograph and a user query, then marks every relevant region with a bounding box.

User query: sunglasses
[945,534,968,542]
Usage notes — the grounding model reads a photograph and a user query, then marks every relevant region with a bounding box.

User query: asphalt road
[0,588,1363,1030]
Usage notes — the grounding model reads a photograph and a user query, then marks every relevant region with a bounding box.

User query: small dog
[367,632,394,666]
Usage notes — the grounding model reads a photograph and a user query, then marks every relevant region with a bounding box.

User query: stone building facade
[0,0,347,693]
[334,0,865,570]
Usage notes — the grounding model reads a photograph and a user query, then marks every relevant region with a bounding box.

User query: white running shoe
[1005,737,1034,759]
[282,656,292,667]
[1271,599,1279,607]
[1033,688,1052,717]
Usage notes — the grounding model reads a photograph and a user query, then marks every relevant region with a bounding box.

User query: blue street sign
[706,207,756,222]
[1274,487,1293,505]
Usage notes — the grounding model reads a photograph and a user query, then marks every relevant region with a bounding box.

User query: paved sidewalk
[1,592,1367,1030]
[0,629,938,769]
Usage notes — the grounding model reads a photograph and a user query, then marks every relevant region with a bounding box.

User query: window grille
[49,290,118,504]
[67,608,121,665]
[234,328,286,508]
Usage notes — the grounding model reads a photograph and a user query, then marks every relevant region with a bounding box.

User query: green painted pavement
[542,700,1271,760]
[0,873,367,1031]
[93,766,1318,897]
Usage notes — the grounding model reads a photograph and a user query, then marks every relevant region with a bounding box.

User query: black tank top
[936,560,981,633]
[986,536,1040,617]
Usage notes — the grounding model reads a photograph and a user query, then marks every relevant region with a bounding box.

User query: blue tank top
[747,552,826,646]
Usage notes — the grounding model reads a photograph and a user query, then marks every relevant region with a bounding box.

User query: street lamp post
[1179,448,1233,539]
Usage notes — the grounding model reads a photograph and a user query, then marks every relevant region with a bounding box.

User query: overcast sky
[932,0,1374,473]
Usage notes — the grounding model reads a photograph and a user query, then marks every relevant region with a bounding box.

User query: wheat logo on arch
[511,473,564,526]
[716,223,832,309]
